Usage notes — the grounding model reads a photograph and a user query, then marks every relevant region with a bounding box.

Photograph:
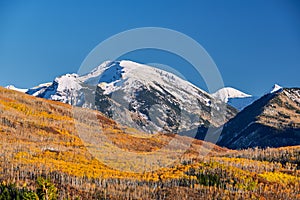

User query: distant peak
[5,85,28,93]
[212,87,251,102]
[5,85,15,89]
[222,87,251,97]
[270,84,283,93]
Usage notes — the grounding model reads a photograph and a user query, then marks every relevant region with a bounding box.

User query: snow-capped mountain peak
[13,60,237,134]
[212,87,257,111]
[78,61,118,85]
[54,73,81,91]
[212,87,251,102]
[81,60,213,102]
[270,84,283,93]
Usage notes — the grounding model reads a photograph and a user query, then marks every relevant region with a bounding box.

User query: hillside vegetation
[0,87,300,199]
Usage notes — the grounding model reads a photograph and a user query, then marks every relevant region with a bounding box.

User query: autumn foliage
[0,87,299,199]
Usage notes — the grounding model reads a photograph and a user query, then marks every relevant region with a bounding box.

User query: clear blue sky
[0,0,299,95]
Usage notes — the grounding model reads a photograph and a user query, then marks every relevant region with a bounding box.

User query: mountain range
[6,60,300,149]
[8,60,237,134]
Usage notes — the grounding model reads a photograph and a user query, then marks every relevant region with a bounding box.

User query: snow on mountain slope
[18,60,237,134]
[269,84,283,93]
[88,60,237,133]
[212,87,257,111]
[5,85,28,93]
[92,60,213,106]
[212,87,251,102]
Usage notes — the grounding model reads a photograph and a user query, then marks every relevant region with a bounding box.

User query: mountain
[217,87,300,149]
[212,87,258,111]
[21,60,237,134]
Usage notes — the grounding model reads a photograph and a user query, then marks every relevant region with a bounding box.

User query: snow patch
[5,85,28,93]
[270,84,283,93]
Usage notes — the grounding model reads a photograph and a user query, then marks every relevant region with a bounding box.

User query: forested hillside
[0,87,300,199]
